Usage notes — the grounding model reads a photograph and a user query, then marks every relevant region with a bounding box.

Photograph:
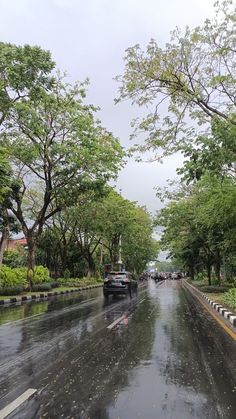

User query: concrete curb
[0,284,103,307]
[182,279,236,328]
[202,294,236,327]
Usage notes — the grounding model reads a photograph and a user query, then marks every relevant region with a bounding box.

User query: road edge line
[0,388,37,419]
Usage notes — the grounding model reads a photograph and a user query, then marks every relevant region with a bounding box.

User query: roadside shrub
[199,285,232,293]
[223,288,236,310]
[0,286,24,296]
[55,277,66,285]
[54,277,102,287]
[195,272,206,282]
[3,250,26,268]
[12,268,27,287]
[0,265,27,287]
[33,266,50,284]
[63,269,71,279]
[50,281,59,288]
[31,283,52,292]
[0,265,51,290]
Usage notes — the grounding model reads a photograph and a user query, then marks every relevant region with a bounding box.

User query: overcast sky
[1,0,215,213]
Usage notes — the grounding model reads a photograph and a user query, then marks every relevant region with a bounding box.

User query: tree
[178,119,236,183]
[35,190,158,278]
[97,191,158,273]
[1,75,124,287]
[121,206,159,274]
[0,42,55,127]
[0,147,12,203]
[0,148,21,264]
[156,174,236,284]
[116,0,236,156]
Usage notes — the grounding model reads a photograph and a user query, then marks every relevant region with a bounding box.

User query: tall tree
[2,76,124,287]
[178,119,236,183]
[0,148,20,264]
[116,0,236,156]
[0,42,55,127]
[156,174,236,284]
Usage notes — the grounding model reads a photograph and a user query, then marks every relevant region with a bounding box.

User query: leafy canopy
[0,42,55,126]
[116,0,236,156]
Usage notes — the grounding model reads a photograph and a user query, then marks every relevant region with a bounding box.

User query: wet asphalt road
[0,280,236,419]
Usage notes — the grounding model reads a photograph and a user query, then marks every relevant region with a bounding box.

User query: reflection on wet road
[0,280,235,418]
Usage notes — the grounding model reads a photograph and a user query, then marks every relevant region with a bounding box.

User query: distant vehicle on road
[103,271,138,298]
[171,272,182,279]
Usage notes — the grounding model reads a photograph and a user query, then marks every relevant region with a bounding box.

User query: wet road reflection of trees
[1,283,236,419]
[35,295,158,419]
[0,290,103,406]
[157,286,236,419]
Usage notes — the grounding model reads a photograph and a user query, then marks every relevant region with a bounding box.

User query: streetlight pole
[117,234,122,271]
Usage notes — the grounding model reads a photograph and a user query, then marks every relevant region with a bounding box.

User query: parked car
[103,271,138,298]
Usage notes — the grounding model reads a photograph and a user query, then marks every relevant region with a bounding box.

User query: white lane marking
[0,388,37,419]
[138,298,145,304]
[107,314,127,330]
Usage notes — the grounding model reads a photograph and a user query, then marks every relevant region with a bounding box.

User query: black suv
[103,271,138,298]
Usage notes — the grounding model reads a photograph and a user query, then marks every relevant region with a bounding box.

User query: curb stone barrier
[202,294,236,326]
[0,284,103,307]
[182,279,236,328]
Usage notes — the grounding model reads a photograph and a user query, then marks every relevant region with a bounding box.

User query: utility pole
[117,234,122,271]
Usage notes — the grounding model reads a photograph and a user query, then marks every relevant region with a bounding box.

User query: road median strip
[0,284,103,307]
[182,280,236,336]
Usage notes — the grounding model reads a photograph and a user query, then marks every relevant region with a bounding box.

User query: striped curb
[202,294,236,327]
[0,284,103,307]
[182,279,236,329]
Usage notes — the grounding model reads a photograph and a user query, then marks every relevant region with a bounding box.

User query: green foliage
[33,266,50,284]
[56,277,102,286]
[178,119,236,183]
[0,42,55,126]
[199,286,232,293]
[0,148,12,203]
[50,281,59,289]
[1,62,124,283]
[37,189,157,278]
[0,286,23,296]
[223,288,236,310]
[3,250,26,268]
[117,0,236,157]
[0,264,50,288]
[157,175,236,284]
[0,265,27,287]
[63,269,71,279]
[31,283,51,292]
[154,260,180,272]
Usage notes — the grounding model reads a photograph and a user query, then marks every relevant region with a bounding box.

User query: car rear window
[108,273,127,280]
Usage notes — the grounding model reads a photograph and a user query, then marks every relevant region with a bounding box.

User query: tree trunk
[207,262,212,286]
[86,254,95,278]
[190,265,195,281]
[215,250,221,285]
[27,237,36,289]
[0,224,10,265]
